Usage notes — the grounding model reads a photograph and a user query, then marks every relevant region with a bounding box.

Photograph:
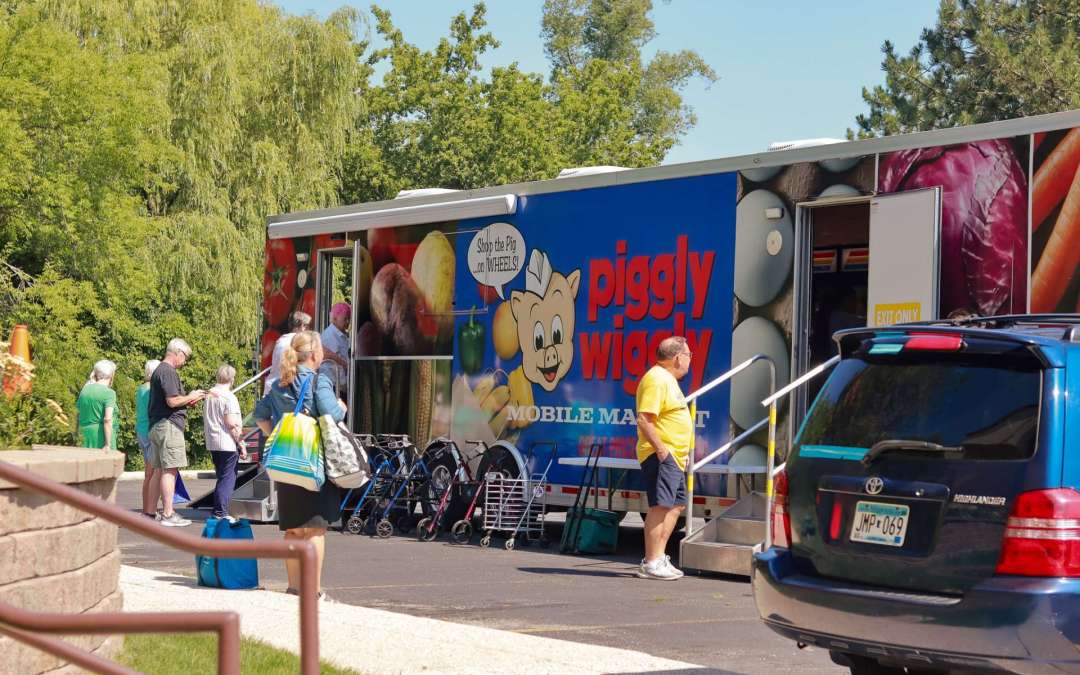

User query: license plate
[850,501,909,547]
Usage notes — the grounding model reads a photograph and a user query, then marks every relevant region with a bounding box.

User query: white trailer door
[867,188,942,326]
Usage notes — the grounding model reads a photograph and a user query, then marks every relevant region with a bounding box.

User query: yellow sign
[874,302,921,326]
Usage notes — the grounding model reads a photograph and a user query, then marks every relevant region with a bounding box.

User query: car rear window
[797,355,1042,461]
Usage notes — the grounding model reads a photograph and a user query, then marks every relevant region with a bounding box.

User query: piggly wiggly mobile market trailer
[254,109,1080,570]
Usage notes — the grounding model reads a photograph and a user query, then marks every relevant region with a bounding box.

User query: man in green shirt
[76,360,118,449]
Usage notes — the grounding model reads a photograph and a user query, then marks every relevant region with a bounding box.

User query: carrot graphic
[1033,128,1080,232]
[1032,166,1080,311]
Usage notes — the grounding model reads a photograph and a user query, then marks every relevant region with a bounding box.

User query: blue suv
[753,317,1080,674]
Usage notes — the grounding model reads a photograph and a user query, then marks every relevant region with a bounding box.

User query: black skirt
[276,480,341,531]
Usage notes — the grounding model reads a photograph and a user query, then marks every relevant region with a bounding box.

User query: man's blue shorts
[640,453,688,508]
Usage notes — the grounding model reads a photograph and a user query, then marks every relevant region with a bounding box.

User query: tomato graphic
[263,238,296,327]
[368,228,397,270]
[299,289,316,319]
[391,242,419,271]
[477,283,500,305]
[313,233,346,255]
[260,328,281,370]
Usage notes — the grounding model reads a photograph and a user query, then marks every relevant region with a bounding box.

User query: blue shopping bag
[264,375,324,491]
[196,517,259,589]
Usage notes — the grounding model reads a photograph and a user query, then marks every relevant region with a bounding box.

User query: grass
[118,633,359,675]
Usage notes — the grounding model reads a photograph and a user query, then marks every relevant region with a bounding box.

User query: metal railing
[683,354,777,545]
[681,353,841,549]
[0,458,321,675]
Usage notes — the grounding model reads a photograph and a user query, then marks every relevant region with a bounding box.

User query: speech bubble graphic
[469,222,525,300]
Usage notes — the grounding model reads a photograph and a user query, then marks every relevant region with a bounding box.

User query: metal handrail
[684,355,765,404]
[691,417,769,472]
[232,366,271,395]
[0,458,320,675]
[761,354,840,408]
[683,354,777,545]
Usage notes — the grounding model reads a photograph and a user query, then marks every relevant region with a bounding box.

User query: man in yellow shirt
[635,336,693,580]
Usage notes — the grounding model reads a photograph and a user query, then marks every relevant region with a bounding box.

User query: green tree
[853,0,1080,138]
[543,0,715,164]
[340,1,715,202]
[0,1,362,463]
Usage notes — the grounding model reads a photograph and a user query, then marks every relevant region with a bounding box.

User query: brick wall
[0,447,125,674]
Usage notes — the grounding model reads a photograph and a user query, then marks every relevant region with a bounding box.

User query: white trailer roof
[268,108,1080,240]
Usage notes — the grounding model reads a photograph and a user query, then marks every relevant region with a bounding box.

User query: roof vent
[767,138,846,152]
[557,166,628,179]
[394,188,460,199]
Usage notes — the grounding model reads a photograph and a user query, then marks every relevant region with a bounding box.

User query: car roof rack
[899,313,1080,342]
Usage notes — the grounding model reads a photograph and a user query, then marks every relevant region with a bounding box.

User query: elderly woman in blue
[255,330,346,599]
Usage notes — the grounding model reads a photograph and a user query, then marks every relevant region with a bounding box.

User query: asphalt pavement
[116,478,842,674]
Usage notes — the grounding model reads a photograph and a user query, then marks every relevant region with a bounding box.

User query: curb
[118,470,217,482]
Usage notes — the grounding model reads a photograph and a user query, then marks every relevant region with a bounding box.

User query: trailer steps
[226,466,278,523]
[679,492,766,577]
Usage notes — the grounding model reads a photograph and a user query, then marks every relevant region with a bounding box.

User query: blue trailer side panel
[451,173,737,492]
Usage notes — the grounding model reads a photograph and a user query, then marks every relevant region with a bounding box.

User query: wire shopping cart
[480,442,557,550]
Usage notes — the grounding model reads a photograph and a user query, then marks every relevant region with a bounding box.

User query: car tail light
[996,488,1080,577]
[904,334,964,351]
[770,468,792,548]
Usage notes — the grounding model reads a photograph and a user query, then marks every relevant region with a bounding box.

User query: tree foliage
[853,0,1080,138]
[0,0,713,464]
[340,1,715,202]
[0,0,362,460]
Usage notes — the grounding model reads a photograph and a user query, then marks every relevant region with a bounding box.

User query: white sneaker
[159,513,192,527]
[636,557,680,580]
[663,555,685,578]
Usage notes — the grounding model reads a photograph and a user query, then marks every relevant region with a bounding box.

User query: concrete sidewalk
[120,565,713,674]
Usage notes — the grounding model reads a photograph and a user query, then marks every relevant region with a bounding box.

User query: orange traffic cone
[3,324,32,396]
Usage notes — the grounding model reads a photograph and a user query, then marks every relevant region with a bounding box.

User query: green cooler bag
[561,506,619,554]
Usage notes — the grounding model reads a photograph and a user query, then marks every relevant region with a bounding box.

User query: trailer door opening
[808,202,869,368]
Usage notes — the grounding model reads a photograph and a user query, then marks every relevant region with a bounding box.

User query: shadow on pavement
[605,670,740,675]
[516,565,637,579]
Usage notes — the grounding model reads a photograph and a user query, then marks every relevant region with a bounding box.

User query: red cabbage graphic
[878,140,1027,316]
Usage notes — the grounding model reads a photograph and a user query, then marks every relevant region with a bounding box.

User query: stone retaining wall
[0,446,125,674]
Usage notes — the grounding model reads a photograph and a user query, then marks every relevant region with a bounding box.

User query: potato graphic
[492,301,519,360]
[371,263,437,355]
[411,230,455,340]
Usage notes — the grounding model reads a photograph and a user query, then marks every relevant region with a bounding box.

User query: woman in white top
[204,364,246,518]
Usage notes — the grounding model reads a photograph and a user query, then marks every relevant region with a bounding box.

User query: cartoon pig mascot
[510,249,581,392]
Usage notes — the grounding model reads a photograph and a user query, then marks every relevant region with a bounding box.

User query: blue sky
[276,0,941,165]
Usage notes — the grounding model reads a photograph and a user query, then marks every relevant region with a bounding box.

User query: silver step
[679,492,766,577]
[227,466,278,523]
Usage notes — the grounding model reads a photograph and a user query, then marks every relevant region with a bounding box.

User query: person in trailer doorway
[319,302,351,397]
[266,311,312,394]
[635,336,693,580]
[204,364,246,519]
[147,338,209,527]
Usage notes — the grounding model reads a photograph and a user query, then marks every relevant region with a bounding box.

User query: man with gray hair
[147,338,208,527]
[204,364,245,519]
[635,335,694,580]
